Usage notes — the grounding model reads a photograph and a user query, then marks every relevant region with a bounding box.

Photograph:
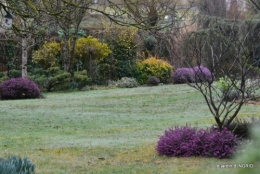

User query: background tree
[182,18,260,130]
[41,0,92,72]
[91,0,195,31]
[1,0,41,78]
[197,0,227,18]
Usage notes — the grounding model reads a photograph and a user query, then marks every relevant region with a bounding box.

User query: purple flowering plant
[173,66,212,84]
[0,78,41,100]
[156,125,239,158]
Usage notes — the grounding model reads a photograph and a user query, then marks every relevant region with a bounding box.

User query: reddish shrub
[0,78,41,100]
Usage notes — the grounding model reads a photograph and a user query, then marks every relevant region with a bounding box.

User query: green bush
[0,156,35,174]
[137,57,173,84]
[45,67,71,92]
[28,68,48,91]
[73,70,91,90]
[8,69,21,78]
[98,27,138,82]
[215,76,240,101]
[0,72,8,83]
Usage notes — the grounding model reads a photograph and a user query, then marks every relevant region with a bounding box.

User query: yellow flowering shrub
[137,57,173,84]
[32,41,61,68]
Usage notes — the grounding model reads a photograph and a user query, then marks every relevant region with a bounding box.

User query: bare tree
[249,0,260,11]
[197,0,227,18]
[91,0,196,31]
[182,18,260,130]
[1,0,41,78]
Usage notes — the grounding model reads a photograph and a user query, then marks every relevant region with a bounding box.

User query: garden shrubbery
[137,57,173,84]
[116,77,139,88]
[147,76,160,86]
[0,72,8,83]
[157,125,239,158]
[173,66,212,84]
[0,156,35,174]
[0,78,41,100]
[72,70,91,90]
[225,117,260,139]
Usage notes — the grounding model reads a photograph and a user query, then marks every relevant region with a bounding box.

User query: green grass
[0,84,259,173]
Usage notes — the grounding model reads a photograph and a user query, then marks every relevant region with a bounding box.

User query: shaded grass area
[0,84,259,173]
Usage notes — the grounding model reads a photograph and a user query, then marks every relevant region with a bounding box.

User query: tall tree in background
[41,0,92,72]
[198,0,227,18]
[1,0,40,78]
[92,0,195,31]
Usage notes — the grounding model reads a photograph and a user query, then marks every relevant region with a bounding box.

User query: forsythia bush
[32,41,61,68]
[137,57,173,84]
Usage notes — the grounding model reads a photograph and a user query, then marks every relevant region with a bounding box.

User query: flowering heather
[173,66,212,84]
[0,78,41,100]
[172,68,194,84]
[193,66,213,82]
[156,125,239,158]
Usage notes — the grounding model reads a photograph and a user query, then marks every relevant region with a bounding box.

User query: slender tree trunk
[22,37,28,78]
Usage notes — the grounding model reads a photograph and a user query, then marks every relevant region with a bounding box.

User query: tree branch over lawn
[89,0,196,31]
[182,17,260,130]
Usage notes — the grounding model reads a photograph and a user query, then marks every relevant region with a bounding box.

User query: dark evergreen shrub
[0,156,35,174]
[225,117,260,139]
[8,69,21,78]
[0,78,41,100]
[45,67,71,92]
[147,76,160,86]
[73,70,91,90]
[157,125,239,158]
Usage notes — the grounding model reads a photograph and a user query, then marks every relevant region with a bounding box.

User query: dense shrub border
[156,125,239,158]
[0,78,41,100]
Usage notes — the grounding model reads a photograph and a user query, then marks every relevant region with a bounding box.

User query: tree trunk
[22,37,28,78]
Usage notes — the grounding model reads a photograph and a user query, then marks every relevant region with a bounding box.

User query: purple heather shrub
[156,126,202,157]
[199,128,239,158]
[157,125,239,158]
[173,66,212,84]
[172,68,194,84]
[0,78,41,100]
[193,66,213,82]
[147,76,160,86]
